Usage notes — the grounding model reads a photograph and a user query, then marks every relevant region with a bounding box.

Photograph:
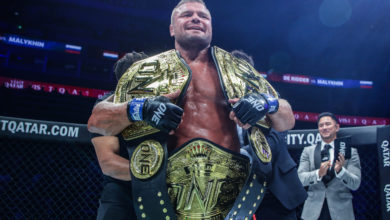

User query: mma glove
[127,96,183,133]
[232,93,279,126]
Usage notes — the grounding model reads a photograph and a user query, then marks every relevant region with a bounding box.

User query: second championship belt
[114,50,191,220]
[212,46,278,220]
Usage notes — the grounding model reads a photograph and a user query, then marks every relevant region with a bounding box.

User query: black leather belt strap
[225,158,267,220]
[126,133,177,220]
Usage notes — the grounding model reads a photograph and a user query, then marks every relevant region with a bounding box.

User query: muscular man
[298,112,361,220]
[92,52,148,220]
[88,0,295,219]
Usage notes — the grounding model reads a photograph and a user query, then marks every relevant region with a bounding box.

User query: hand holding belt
[128,96,183,133]
[232,93,279,126]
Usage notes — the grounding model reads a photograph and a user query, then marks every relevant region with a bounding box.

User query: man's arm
[297,147,321,186]
[91,136,131,181]
[88,94,183,136]
[87,100,131,136]
[267,99,295,131]
[335,148,361,190]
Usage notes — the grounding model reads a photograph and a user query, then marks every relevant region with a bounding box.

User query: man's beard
[176,34,211,51]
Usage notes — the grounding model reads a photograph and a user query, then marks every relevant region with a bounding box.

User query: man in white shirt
[298,112,361,220]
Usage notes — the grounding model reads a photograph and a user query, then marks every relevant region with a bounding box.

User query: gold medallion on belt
[249,127,272,163]
[130,140,164,179]
[166,139,250,220]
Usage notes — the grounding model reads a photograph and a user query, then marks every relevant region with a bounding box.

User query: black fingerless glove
[127,96,183,133]
[232,93,279,125]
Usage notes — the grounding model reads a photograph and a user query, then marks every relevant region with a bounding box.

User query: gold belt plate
[130,140,164,179]
[166,139,249,219]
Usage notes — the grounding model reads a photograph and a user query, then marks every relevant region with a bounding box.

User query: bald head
[171,0,209,25]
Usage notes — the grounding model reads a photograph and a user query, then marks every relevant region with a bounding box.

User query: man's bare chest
[186,65,224,101]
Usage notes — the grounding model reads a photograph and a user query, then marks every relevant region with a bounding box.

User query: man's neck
[175,42,211,64]
[322,136,337,144]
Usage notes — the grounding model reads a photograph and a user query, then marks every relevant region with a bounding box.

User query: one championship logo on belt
[130,140,164,179]
[250,127,272,163]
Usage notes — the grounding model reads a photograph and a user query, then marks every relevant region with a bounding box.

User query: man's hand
[129,96,183,134]
[334,153,346,173]
[319,161,331,177]
[229,93,279,129]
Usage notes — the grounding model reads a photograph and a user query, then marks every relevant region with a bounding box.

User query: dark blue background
[1,0,389,128]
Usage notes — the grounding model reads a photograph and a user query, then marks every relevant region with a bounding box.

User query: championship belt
[115,46,277,163]
[114,50,192,220]
[126,133,177,220]
[114,49,191,140]
[114,46,278,219]
[166,139,267,220]
[211,46,276,165]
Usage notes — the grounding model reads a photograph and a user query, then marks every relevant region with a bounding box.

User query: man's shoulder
[351,147,359,154]
[303,144,317,151]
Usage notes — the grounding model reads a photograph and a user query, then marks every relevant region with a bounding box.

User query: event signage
[0,116,89,142]
[0,76,109,99]
[1,76,388,126]
[1,34,373,89]
[377,126,390,219]
[0,34,82,54]
[280,73,372,89]
[294,111,389,126]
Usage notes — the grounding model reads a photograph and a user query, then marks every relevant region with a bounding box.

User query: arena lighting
[102,51,119,59]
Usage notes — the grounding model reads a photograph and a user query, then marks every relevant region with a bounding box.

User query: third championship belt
[212,46,277,164]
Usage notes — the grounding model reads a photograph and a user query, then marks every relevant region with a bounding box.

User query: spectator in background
[298,112,361,220]
[91,52,148,220]
[232,49,307,220]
